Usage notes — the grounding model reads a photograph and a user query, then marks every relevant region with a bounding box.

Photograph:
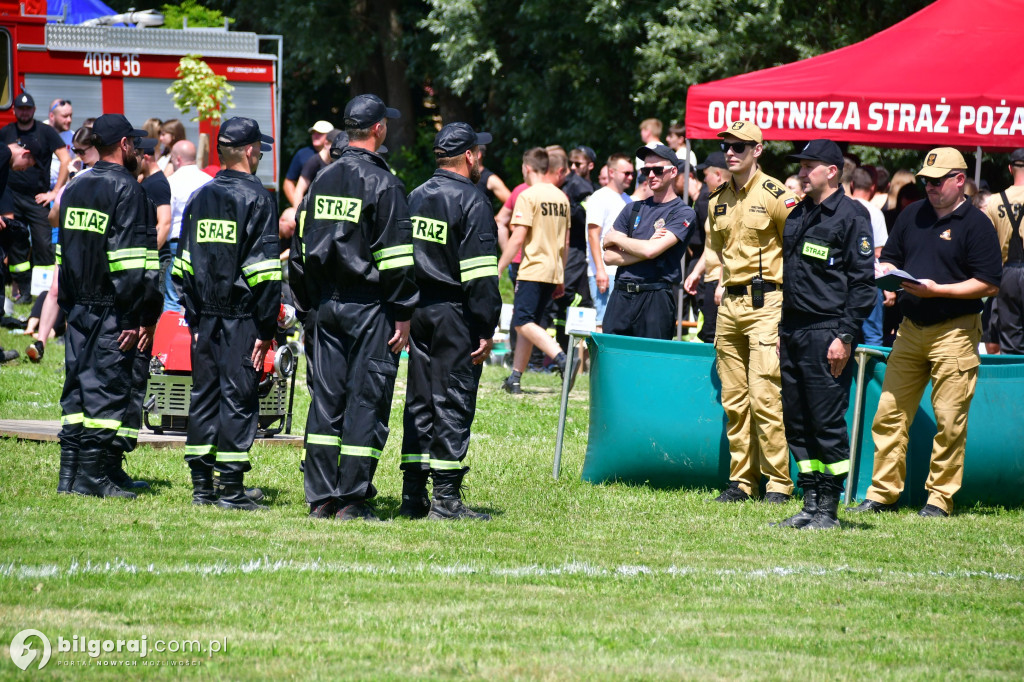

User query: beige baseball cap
[308,120,334,134]
[717,120,763,144]
[916,147,968,178]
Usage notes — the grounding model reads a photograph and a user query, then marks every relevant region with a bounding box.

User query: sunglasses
[922,172,961,187]
[720,141,753,154]
[50,99,71,112]
[72,147,87,156]
[570,160,586,167]
[641,166,671,177]
[621,169,636,177]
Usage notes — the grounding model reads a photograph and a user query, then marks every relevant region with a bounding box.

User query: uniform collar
[434,168,473,186]
[917,195,973,224]
[733,167,764,194]
[817,185,847,214]
[343,145,391,172]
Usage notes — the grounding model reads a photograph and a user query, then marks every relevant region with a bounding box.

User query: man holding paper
[849,148,1002,518]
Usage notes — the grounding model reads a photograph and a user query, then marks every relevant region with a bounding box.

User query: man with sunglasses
[850,148,1001,518]
[601,144,695,339]
[587,153,634,330]
[983,148,1024,354]
[0,92,71,304]
[774,140,875,530]
[174,117,281,511]
[706,121,798,504]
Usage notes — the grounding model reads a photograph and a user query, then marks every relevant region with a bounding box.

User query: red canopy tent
[685,0,1024,153]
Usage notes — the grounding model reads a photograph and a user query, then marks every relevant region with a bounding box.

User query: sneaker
[501,374,522,394]
[763,492,791,504]
[309,499,338,518]
[0,348,19,364]
[712,485,750,503]
[336,502,381,522]
[918,504,949,518]
[552,352,579,392]
[25,340,44,363]
[845,499,898,513]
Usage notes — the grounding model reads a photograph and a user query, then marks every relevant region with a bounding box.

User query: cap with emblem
[218,116,273,151]
[433,122,492,157]
[916,147,968,178]
[717,120,763,144]
[1009,148,1024,167]
[343,94,400,129]
[635,143,679,167]
[308,120,333,135]
[696,151,728,171]
[787,139,844,169]
[14,92,34,108]
[92,114,147,146]
[16,135,42,164]
[135,136,159,155]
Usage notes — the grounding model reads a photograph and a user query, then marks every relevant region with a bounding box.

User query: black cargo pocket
[441,371,478,428]
[359,356,399,409]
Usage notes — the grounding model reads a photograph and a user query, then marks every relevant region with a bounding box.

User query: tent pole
[676,139,694,341]
[976,146,983,187]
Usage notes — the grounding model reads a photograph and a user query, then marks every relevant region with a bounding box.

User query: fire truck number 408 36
[83,52,141,77]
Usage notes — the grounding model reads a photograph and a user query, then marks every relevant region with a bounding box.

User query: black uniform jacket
[782,186,876,338]
[407,168,501,341]
[57,161,160,327]
[290,146,418,321]
[174,169,282,340]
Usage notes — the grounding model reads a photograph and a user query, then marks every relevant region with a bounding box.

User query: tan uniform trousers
[714,289,792,496]
[867,313,982,513]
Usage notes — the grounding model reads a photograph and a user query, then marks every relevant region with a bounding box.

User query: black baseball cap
[14,92,34,108]
[218,117,273,151]
[135,136,159,154]
[1010,148,1024,167]
[788,139,844,169]
[636,143,680,167]
[329,130,350,159]
[92,114,147,146]
[575,145,597,163]
[16,135,41,165]
[696,151,727,171]
[343,94,400,129]
[433,122,492,157]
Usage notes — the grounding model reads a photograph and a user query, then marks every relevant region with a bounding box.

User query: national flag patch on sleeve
[784,197,798,209]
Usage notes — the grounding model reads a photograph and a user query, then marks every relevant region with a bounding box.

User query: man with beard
[398,122,501,520]
[56,114,160,498]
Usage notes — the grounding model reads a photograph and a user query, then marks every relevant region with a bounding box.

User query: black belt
[619,281,672,293]
[726,281,779,296]
[1005,261,1024,268]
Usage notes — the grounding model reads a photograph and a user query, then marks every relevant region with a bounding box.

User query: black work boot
[189,462,217,506]
[802,488,841,530]
[772,486,819,528]
[71,451,136,499]
[57,449,78,494]
[106,452,150,490]
[428,467,490,521]
[396,470,430,519]
[213,475,264,503]
[215,472,267,511]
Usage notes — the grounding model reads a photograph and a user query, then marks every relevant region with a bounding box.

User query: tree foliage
[167,55,235,124]
[160,0,232,29]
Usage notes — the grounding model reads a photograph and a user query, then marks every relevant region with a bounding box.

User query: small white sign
[565,306,597,335]
[30,265,54,296]
[498,303,514,333]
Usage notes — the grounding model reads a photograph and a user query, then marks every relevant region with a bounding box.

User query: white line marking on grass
[0,559,1021,582]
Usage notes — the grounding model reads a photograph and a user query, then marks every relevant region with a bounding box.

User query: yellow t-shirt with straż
[984,185,1024,263]
[511,182,569,284]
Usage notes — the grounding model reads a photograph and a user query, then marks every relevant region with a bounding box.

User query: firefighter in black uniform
[776,140,875,529]
[56,114,160,498]
[292,94,418,521]
[602,145,696,339]
[399,122,501,521]
[173,117,281,511]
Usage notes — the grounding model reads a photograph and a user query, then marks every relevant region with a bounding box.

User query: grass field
[1,306,1023,680]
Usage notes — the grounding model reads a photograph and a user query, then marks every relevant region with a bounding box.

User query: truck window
[0,29,10,109]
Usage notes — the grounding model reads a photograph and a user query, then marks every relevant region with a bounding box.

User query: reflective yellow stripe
[242,259,281,277]
[401,453,429,464]
[9,261,30,273]
[796,459,851,476]
[83,417,121,430]
[61,413,84,425]
[373,244,413,262]
[146,250,160,270]
[216,451,249,462]
[377,256,414,271]
[185,444,215,455]
[339,444,381,459]
[246,270,282,285]
[109,259,147,272]
[115,427,139,438]
[460,255,497,270]
[179,249,192,264]
[108,247,147,262]
[429,459,463,470]
[307,433,340,447]
[460,266,498,282]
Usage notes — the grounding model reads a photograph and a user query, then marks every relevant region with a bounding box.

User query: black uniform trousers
[697,278,719,344]
[111,346,151,455]
[401,301,482,475]
[997,264,1024,354]
[779,324,854,494]
[7,191,55,288]
[546,246,594,352]
[59,305,137,462]
[303,298,398,506]
[603,285,676,340]
[184,316,260,474]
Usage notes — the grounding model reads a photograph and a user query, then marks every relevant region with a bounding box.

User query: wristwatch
[838,333,854,345]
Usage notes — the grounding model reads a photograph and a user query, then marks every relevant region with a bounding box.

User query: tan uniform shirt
[706,168,798,286]
[512,182,569,284]
[984,185,1024,263]
[702,217,722,282]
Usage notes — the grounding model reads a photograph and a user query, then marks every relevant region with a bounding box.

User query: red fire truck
[0,0,281,188]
